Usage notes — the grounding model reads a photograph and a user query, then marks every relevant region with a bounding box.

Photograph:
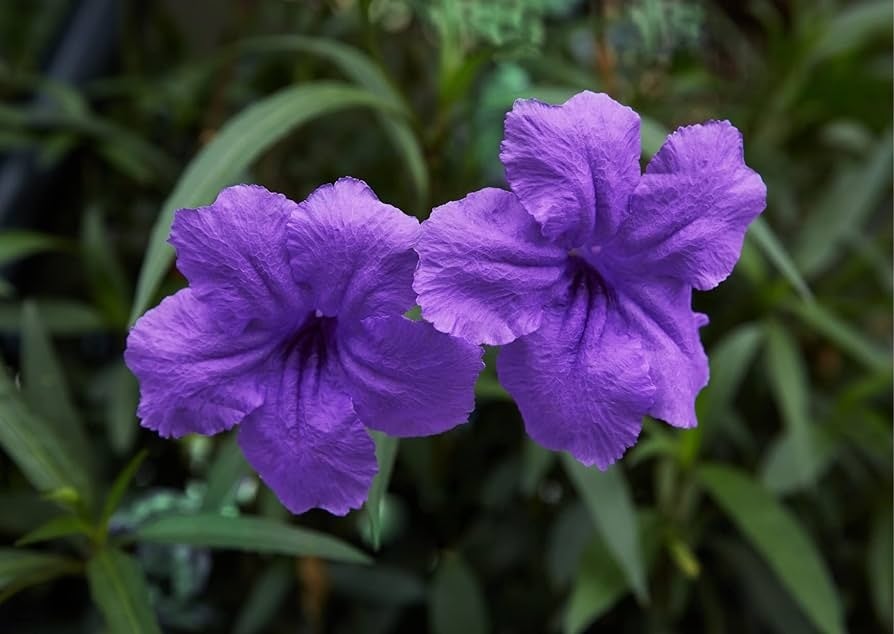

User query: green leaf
[20,301,93,482]
[0,231,68,266]
[201,434,251,511]
[564,537,628,634]
[698,465,844,634]
[761,429,837,495]
[701,323,765,422]
[81,206,131,327]
[764,321,816,487]
[15,514,92,546]
[129,81,403,323]
[0,364,91,499]
[0,300,105,335]
[101,362,140,455]
[100,450,149,531]
[810,1,894,63]
[520,438,555,496]
[238,35,427,207]
[794,132,893,278]
[365,432,398,550]
[86,548,161,634]
[133,513,371,564]
[233,561,293,634]
[0,547,80,588]
[640,116,668,158]
[867,508,893,630]
[561,455,649,603]
[429,554,490,634]
[747,217,812,301]
[784,298,891,372]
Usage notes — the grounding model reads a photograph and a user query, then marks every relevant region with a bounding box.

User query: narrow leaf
[699,465,844,634]
[365,431,398,550]
[86,548,161,634]
[747,217,812,300]
[0,231,67,266]
[429,554,490,634]
[134,513,371,564]
[130,81,402,322]
[100,450,149,530]
[0,548,79,586]
[867,508,893,630]
[21,301,93,481]
[561,455,649,603]
[81,206,131,327]
[201,434,251,511]
[564,538,627,634]
[233,561,293,634]
[15,514,92,546]
[0,364,91,499]
[102,362,140,455]
[0,300,105,335]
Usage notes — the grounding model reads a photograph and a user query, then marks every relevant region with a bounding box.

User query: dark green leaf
[86,548,161,634]
[747,218,812,301]
[0,364,91,499]
[867,508,893,630]
[0,231,67,266]
[233,561,293,634]
[699,465,844,634]
[201,434,251,511]
[429,554,490,634]
[520,438,555,496]
[0,300,105,335]
[0,547,80,603]
[564,537,628,634]
[561,455,649,603]
[81,206,131,327]
[134,513,371,564]
[365,431,398,550]
[15,514,92,546]
[100,450,149,530]
[130,81,403,322]
[101,362,140,455]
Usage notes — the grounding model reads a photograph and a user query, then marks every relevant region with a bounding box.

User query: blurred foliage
[0,0,891,632]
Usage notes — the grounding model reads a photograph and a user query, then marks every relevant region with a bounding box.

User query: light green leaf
[784,298,891,372]
[134,513,371,564]
[640,116,668,158]
[201,434,251,511]
[747,217,812,301]
[0,231,68,266]
[15,514,92,546]
[429,554,490,634]
[868,508,893,630]
[698,465,844,634]
[561,455,649,603]
[100,450,149,530]
[130,81,404,323]
[365,431,399,550]
[761,429,836,495]
[20,301,93,481]
[86,548,161,634]
[0,364,91,500]
[0,300,105,335]
[701,323,765,422]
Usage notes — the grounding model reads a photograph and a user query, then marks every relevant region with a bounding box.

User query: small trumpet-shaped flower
[414,91,766,469]
[126,178,482,514]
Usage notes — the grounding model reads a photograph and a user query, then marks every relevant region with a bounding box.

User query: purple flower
[125,178,482,515]
[414,92,766,469]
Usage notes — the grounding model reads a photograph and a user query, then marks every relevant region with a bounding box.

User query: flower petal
[614,121,767,290]
[288,177,420,321]
[613,278,709,429]
[124,289,272,438]
[414,188,568,345]
[169,185,304,328]
[337,316,483,437]
[237,342,377,516]
[500,91,641,247]
[497,269,655,469]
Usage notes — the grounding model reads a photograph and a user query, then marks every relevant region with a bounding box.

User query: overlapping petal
[500,91,641,247]
[237,340,377,516]
[288,177,420,321]
[414,188,567,345]
[612,121,767,290]
[169,185,303,328]
[337,315,483,437]
[611,277,710,429]
[497,268,656,469]
[124,289,273,438]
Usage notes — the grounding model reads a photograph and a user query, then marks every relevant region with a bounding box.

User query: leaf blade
[86,548,161,634]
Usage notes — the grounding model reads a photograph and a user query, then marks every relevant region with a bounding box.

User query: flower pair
[126,91,765,515]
